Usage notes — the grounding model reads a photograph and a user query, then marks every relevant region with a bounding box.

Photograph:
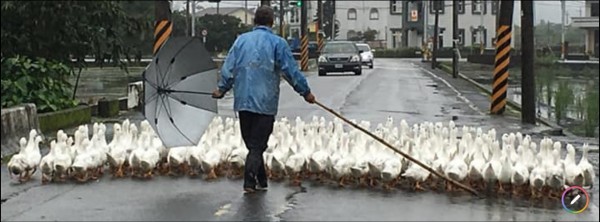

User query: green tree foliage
[1,1,136,68]
[1,56,77,113]
[119,1,155,62]
[193,14,251,53]
[1,1,136,111]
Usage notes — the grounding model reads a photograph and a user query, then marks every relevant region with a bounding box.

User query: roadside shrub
[1,56,78,113]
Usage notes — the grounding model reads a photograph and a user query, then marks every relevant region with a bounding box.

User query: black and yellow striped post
[317,0,324,53]
[490,0,514,115]
[154,0,172,55]
[300,0,309,71]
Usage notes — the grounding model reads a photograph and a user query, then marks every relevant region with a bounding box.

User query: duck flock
[6,116,596,199]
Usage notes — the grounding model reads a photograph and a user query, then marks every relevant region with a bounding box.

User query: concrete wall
[1,103,40,157]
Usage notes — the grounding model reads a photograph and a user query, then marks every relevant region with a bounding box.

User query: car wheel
[354,69,362,75]
[369,63,373,69]
[319,71,326,76]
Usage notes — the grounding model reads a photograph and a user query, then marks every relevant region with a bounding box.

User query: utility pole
[191,0,196,36]
[561,0,566,60]
[331,0,336,40]
[452,0,458,78]
[300,0,309,71]
[186,0,190,36]
[318,0,324,52]
[279,0,284,36]
[521,0,535,124]
[423,0,428,48]
[245,0,249,24]
[480,1,484,54]
[432,1,440,69]
[316,0,321,50]
[490,0,514,115]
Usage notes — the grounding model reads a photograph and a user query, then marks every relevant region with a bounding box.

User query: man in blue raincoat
[212,6,316,193]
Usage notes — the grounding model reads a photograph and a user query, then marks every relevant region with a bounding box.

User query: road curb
[436,63,576,137]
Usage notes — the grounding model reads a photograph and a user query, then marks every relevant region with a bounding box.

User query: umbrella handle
[313,100,482,198]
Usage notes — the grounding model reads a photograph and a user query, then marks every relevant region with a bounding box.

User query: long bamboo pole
[314,101,481,197]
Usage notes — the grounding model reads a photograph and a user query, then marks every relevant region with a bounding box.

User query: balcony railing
[571,16,600,28]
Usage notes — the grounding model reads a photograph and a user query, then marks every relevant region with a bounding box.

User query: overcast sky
[173,0,587,25]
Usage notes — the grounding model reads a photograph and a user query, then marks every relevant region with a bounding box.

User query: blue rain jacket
[217,26,311,116]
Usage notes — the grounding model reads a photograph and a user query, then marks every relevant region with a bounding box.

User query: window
[348,8,357,20]
[472,0,486,15]
[458,29,465,46]
[471,28,487,47]
[491,0,498,15]
[430,0,445,14]
[390,0,402,14]
[370,8,379,20]
[457,0,465,14]
[290,7,300,23]
[592,3,599,17]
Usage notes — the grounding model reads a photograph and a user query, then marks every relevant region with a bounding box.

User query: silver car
[356,43,374,69]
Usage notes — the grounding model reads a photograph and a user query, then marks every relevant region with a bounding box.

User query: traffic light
[289,0,302,7]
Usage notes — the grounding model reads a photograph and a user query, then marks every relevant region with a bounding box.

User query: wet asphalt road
[2,59,599,221]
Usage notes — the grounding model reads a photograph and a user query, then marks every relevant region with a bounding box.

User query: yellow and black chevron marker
[491,25,511,115]
[300,35,309,71]
[153,20,173,55]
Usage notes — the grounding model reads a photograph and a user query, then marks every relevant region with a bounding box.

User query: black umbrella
[143,36,218,147]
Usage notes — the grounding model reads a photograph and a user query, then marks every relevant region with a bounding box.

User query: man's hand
[304,92,316,104]
[212,89,225,99]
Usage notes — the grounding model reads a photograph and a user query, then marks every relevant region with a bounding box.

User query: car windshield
[357,45,370,52]
[322,43,357,54]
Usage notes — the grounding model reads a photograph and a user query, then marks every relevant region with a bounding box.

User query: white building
[334,0,498,49]
[334,1,403,49]
[571,0,599,58]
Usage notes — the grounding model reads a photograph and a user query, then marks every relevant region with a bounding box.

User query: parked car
[356,43,374,69]
[317,41,363,76]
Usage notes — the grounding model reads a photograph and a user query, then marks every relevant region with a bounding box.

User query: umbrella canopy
[143,36,218,147]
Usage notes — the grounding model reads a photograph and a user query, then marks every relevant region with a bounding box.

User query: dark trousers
[239,111,274,189]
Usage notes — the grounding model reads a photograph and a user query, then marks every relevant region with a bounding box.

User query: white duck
[578,143,595,188]
[331,133,356,187]
[23,134,43,182]
[563,144,584,187]
[497,147,514,193]
[285,143,307,186]
[107,124,128,177]
[444,142,469,192]
[546,147,566,198]
[270,131,292,179]
[200,143,222,180]
[510,147,530,196]
[53,136,73,182]
[167,146,191,176]
[39,139,58,184]
[401,145,432,191]
[482,140,502,189]
[70,138,93,182]
[528,155,546,198]
[8,137,29,182]
[139,133,161,179]
[468,137,486,189]
[308,131,331,180]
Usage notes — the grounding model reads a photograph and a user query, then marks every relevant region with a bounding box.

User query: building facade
[333,0,498,49]
[571,0,599,58]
